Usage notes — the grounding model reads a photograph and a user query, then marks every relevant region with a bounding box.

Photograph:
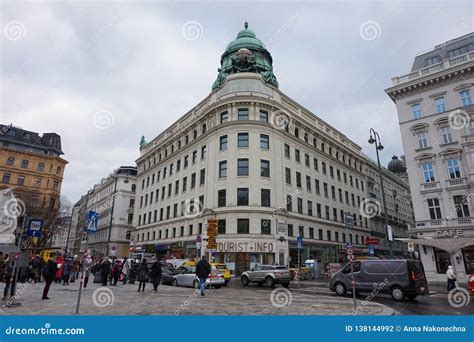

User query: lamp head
[368,135,376,144]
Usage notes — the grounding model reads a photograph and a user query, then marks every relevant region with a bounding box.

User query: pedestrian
[62,258,72,285]
[83,254,93,288]
[0,253,6,283]
[129,260,137,284]
[55,256,64,284]
[137,259,149,292]
[195,256,211,296]
[150,259,162,292]
[41,257,58,300]
[2,263,16,300]
[112,259,121,286]
[446,265,458,291]
[70,255,80,283]
[35,255,45,283]
[100,258,111,286]
[121,257,131,284]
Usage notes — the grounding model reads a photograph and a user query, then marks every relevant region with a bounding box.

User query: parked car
[241,265,291,288]
[469,274,474,294]
[172,266,225,288]
[211,263,231,285]
[329,259,429,301]
[161,268,174,286]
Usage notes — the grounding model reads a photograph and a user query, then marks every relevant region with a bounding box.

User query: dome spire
[244,21,248,29]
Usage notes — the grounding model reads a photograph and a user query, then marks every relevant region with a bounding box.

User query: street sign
[296,236,303,249]
[345,212,354,230]
[386,225,393,241]
[85,210,98,233]
[27,219,43,237]
[206,219,218,249]
[346,242,352,249]
[365,237,380,245]
[407,242,415,252]
[368,245,375,255]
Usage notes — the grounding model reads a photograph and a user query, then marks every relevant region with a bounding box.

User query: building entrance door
[235,252,250,275]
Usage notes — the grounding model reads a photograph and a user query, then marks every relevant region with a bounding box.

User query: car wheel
[390,286,405,301]
[282,283,290,288]
[241,275,249,287]
[406,294,417,301]
[193,280,200,289]
[334,282,347,296]
[265,276,275,288]
[172,279,178,287]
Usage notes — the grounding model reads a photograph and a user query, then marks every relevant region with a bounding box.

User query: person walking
[150,259,162,292]
[62,258,72,285]
[83,254,93,288]
[100,258,111,286]
[121,257,131,284]
[137,259,149,292]
[2,263,16,300]
[112,259,121,286]
[70,255,80,283]
[195,256,211,296]
[446,265,458,291]
[41,258,58,300]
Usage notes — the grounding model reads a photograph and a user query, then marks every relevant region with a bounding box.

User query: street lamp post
[368,128,393,258]
[105,175,119,258]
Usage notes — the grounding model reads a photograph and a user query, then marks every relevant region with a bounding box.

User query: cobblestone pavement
[0,280,392,316]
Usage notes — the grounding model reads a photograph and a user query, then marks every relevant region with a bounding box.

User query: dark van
[329,259,429,301]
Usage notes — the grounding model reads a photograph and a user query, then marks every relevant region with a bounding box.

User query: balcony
[420,181,441,193]
[391,52,474,86]
[446,177,468,189]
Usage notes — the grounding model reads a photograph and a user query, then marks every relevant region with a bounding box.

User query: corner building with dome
[133,23,414,274]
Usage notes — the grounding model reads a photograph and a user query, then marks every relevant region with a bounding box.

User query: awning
[395,237,474,254]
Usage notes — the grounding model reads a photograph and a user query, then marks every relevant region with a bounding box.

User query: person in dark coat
[112,260,121,286]
[62,259,72,285]
[195,256,212,296]
[137,259,149,292]
[150,260,162,292]
[42,258,58,300]
[100,258,111,286]
[2,263,16,300]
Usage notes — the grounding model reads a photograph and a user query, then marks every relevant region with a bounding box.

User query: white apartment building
[133,23,412,274]
[386,33,474,283]
[51,216,71,251]
[75,166,137,258]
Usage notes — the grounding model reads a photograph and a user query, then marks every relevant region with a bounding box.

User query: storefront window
[462,246,474,275]
[434,247,450,274]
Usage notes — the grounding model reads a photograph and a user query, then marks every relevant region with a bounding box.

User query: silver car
[172,266,225,289]
[241,265,291,288]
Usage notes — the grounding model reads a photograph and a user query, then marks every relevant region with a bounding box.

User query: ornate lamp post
[368,128,393,257]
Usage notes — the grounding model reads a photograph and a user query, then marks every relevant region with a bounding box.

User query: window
[201,145,207,159]
[434,247,450,274]
[260,134,269,149]
[200,169,206,185]
[237,219,250,234]
[422,162,435,182]
[238,159,249,176]
[469,120,474,135]
[238,108,249,120]
[318,229,323,240]
[193,129,198,139]
[260,160,270,177]
[313,158,318,171]
[411,103,422,119]
[297,198,303,214]
[296,172,302,188]
[34,178,41,188]
[288,224,294,237]
[53,181,59,191]
[219,161,227,178]
[237,133,249,147]
[417,132,428,149]
[237,188,249,206]
[56,166,62,175]
[192,150,197,163]
[306,176,311,191]
[441,126,453,144]
[434,97,446,113]
[220,111,228,123]
[315,180,320,194]
[261,219,271,235]
[323,183,328,197]
[426,55,441,66]
[322,162,326,174]
[447,159,461,179]
[295,149,300,162]
[305,154,310,167]
[220,135,228,150]
[286,195,293,211]
[307,201,313,216]
[327,231,331,241]
[427,198,442,220]
[6,157,14,166]
[309,228,314,239]
[17,176,25,186]
[218,220,226,234]
[285,168,291,184]
[191,173,196,188]
[261,189,271,207]
[460,89,473,106]
[454,195,470,218]
[21,160,29,169]
[218,189,226,207]
[259,110,268,123]
[284,144,290,158]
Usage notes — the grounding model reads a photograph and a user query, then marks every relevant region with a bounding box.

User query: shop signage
[435,229,463,237]
[365,237,380,245]
[217,241,275,253]
[207,219,218,249]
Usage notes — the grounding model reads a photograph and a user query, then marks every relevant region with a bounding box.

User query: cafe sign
[217,241,276,253]
[435,229,463,238]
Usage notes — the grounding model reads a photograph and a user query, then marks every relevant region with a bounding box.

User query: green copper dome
[212,22,278,90]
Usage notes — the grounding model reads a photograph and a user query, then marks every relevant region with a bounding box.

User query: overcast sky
[1,0,473,204]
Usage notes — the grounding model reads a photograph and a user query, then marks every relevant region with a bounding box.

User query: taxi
[211,263,231,285]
